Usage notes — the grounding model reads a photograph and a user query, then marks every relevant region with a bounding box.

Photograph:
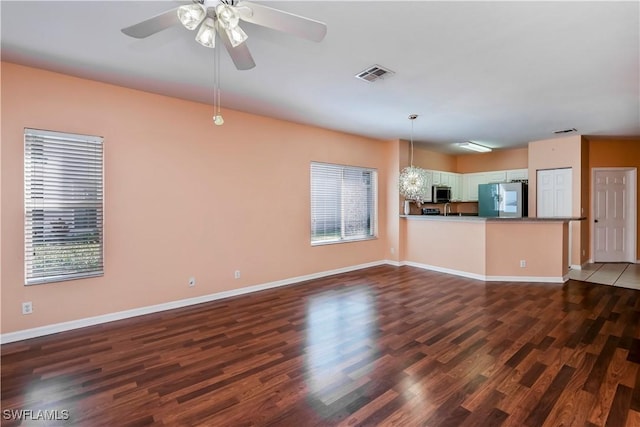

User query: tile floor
[569,262,640,290]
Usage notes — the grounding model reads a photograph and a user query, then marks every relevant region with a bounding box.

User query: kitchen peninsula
[400,215,583,283]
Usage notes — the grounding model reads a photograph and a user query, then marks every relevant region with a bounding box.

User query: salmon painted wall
[412,145,457,171]
[404,218,569,281]
[588,137,640,260]
[0,62,391,334]
[528,135,585,267]
[385,139,405,263]
[412,145,527,174]
[456,147,528,173]
[403,220,486,275]
[485,221,567,278]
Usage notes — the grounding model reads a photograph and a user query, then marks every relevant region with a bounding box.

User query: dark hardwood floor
[2,265,640,426]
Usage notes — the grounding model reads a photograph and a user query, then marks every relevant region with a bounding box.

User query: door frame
[590,167,637,263]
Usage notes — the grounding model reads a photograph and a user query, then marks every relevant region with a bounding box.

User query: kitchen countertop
[400,215,586,222]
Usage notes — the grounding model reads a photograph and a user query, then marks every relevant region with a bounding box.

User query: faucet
[444,203,451,216]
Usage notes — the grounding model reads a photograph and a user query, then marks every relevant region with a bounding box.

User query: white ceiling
[2,1,639,153]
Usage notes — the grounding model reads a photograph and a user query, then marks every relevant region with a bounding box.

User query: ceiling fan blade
[121,7,180,39]
[217,23,256,70]
[237,1,327,42]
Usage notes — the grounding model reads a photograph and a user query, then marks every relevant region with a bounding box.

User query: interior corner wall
[0,62,391,335]
[587,136,640,260]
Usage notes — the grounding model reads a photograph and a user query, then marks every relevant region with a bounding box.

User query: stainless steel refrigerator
[478,182,528,217]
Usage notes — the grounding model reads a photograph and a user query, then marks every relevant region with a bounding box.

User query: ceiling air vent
[355,65,395,83]
[553,128,577,134]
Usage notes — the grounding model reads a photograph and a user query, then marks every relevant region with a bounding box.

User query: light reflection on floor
[303,285,378,405]
[20,378,78,426]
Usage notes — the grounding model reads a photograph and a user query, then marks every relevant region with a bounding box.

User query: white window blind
[310,162,377,244]
[24,128,104,285]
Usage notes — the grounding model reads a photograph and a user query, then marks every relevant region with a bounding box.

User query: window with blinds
[24,128,104,285]
[310,162,377,244]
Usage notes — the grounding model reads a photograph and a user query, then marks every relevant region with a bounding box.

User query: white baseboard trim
[1,260,387,344]
[588,259,638,264]
[1,258,571,344]
[403,261,566,283]
[485,275,567,283]
[402,261,486,281]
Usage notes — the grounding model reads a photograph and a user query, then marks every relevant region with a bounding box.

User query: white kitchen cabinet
[422,169,518,202]
[450,173,463,201]
[422,170,433,202]
[485,171,507,183]
[464,173,485,201]
[438,172,460,200]
[441,172,454,187]
[421,170,463,201]
[506,168,528,181]
[431,171,442,185]
[462,171,506,201]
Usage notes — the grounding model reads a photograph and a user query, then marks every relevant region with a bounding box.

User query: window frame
[24,128,105,285]
[310,161,378,246]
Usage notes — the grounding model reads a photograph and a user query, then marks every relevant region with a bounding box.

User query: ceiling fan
[121,0,327,70]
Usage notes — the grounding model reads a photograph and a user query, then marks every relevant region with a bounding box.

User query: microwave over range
[432,185,451,203]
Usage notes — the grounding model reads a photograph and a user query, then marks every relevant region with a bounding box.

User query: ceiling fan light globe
[215,4,240,29]
[226,26,248,47]
[177,4,206,30]
[213,115,224,126]
[195,18,216,48]
[235,5,253,20]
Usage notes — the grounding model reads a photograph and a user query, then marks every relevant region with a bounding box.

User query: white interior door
[593,169,635,262]
[537,168,572,217]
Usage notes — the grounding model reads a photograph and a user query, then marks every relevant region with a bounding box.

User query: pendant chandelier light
[398,114,429,204]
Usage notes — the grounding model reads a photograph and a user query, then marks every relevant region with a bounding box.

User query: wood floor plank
[626,409,640,427]
[2,265,640,426]
[606,384,634,427]
[524,364,576,427]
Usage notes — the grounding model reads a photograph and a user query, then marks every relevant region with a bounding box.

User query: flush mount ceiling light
[399,114,430,205]
[458,141,492,153]
[122,0,327,71]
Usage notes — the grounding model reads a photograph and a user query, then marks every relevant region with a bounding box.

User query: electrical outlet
[582,249,586,257]
[188,277,196,287]
[234,270,241,279]
[22,302,33,315]
[520,260,526,268]
[390,247,395,255]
